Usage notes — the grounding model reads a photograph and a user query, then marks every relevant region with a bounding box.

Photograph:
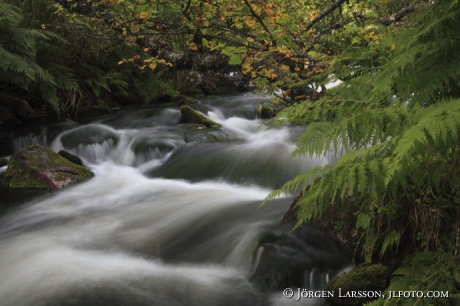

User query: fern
[264,0,460,266]
[366,251,459,306]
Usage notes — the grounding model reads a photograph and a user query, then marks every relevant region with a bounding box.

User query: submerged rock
[4,144,94,190]
[180,105,221,128]
[325,264,390,306]
[58,150,83,166]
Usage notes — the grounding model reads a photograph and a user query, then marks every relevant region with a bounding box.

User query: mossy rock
[0,157,8,167]
[325,264,390,306]
[173,95,198,107]
[256,103,276,119]
[4,144,94,190]
[179,105,221,128]
[58,150,83,166]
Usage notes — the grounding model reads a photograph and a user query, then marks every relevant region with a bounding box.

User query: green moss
[179,105,221,128]
[325,264,390,306]
[4,144,94,190]
[178,97,197,107]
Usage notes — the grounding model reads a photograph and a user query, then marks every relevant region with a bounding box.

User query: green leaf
[228,55,242,65]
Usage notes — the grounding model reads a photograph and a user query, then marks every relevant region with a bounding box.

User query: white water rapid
[0,93,348,306]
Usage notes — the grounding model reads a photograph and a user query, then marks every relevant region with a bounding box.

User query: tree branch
[377,5,415,26]
[305,0,347,32]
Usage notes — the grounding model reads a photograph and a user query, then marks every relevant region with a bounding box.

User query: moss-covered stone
[325,264,390,306]
[58,150,83,166]
[256,103,276,119]
[4,144,94,190]
[0,157,8,167]
[173,95,197,107]
[180,105,221,128]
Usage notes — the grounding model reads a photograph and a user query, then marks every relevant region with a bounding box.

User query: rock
[58,150,83,166]
[172,95,197,107]
[60,124,119,149]
[0,92,35,121]
[0,157,7,167]
[4,144,94,190]
[250,224,353,292]
[256,103,276,119]
[283,192,361,259]
[324,264,390,306]
[180,105,221,128]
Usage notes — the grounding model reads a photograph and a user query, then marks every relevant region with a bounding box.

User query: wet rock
[256,102,279,119]
[4,144,94,190]
[283,192,361,258]
[180,105,221,128]
[172,95,197,107]
[58,150,83,166]
[250,224,353,292]
[0,157,8,167]
[60,124,119,149]
[325,264,390,306]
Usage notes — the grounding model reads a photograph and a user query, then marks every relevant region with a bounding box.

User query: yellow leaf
[390,43,396,50]
[190,44,198,51]
[280,64,290,72]
[245,17,256,27]
[118,60,124,65]
[149,63,157,70]
[139,12,148,19]
[143,48,149,52]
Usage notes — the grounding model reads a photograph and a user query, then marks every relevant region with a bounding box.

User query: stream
[0,93,350,306]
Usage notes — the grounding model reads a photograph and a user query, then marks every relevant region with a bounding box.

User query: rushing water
[0,93,349,306]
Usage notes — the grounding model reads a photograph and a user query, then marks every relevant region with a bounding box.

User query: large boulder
[180,105,221,128]
[4,144,94,190]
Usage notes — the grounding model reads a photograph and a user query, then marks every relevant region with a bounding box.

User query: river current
[0,93,347,306]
